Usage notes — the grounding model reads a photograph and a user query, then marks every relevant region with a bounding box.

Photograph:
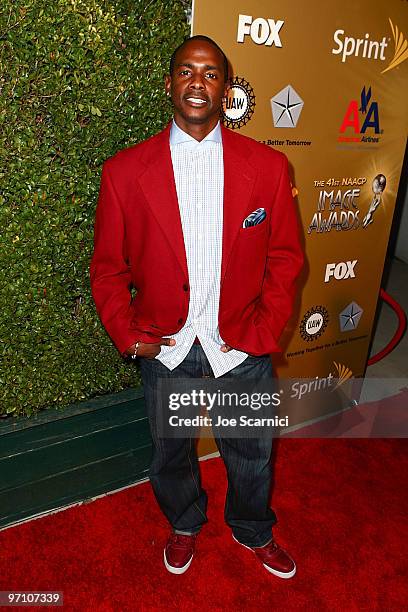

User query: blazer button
[178,318,183,324]
[182,284,189,292]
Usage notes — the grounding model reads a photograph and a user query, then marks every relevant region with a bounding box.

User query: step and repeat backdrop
[192,0,408,419]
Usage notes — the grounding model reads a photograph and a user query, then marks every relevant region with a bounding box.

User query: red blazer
[90,123,304,356]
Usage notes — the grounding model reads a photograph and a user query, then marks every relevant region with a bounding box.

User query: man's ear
[222,82,228,102]
[164,74,171,97]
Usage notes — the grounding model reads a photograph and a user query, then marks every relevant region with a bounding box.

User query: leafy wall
[0,0,189,416]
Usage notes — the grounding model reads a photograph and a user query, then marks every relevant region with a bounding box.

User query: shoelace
[169,534,195,549]
[260,539,280,558]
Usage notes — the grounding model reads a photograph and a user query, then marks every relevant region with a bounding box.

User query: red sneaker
[233,535,296,579]
[164,533,197,574]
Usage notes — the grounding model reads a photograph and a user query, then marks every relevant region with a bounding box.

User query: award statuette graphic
[362,174,386,228]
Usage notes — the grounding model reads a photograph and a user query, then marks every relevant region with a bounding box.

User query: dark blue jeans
[139,345,277,547]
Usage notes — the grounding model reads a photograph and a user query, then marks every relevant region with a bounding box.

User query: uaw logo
[338,86,381,144]
[332,18,408,73]
[271,85,304,128]
[221,76,255,130]
[299,306,329,342]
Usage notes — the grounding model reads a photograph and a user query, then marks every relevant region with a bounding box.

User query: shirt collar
[170,119,222,148]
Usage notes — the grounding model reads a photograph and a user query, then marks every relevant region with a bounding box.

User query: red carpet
[283,391,408,438]
[1,439,407,611]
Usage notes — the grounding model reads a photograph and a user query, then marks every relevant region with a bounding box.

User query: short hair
[169,35,229,82]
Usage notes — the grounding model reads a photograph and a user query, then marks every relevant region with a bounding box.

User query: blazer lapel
[221,125,257,284]
[137,124,188,279]
[137,123,257,286]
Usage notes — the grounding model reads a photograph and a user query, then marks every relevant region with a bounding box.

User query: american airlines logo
[338,86,381,144]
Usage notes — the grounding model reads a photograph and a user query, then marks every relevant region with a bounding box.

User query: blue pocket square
[242,208,267,228]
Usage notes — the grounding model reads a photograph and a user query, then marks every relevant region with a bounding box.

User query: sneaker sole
[163,549,194,575]
[232,534,297,579]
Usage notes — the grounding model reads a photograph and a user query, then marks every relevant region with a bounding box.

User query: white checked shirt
[155,119,248,377]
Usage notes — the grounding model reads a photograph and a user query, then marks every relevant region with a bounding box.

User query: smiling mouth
[185,97,208,106]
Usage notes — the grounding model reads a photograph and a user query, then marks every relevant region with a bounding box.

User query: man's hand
[220,343,232,353]
[125,338,176,359]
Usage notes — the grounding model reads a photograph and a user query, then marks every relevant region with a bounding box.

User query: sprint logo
[290,362,353,400]
[332,18,408,73]
[332,362,353,390]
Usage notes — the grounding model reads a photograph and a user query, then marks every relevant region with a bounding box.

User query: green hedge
[0,0,189,417]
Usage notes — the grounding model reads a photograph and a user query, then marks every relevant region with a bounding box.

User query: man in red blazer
[90,35,303,578]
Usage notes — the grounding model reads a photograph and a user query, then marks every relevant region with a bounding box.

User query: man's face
[165,39,227,134]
